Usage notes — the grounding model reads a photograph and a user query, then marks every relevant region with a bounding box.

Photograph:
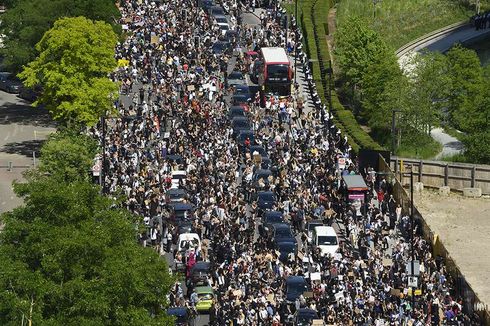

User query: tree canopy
[38,130,98,182]
[18,16,119,127]
[0,0,120,73]
[0,173,174,325]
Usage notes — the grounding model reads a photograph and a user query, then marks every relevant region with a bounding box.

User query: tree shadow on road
[0,139,46,158]
[0,100,56,128]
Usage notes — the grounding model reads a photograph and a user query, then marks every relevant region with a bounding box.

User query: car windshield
[233,119,250,128]
[229,72,243,80]
[213,42,226,51]
[318,236,337,245]
[198,293,213,300]
[216,17,227,23]
[179,239,199,249]
[265,215,283,224]
[308,223,322,232]
[275,227,292,237]
[259,193,274,201]
[278,242,295,251]
[288,280,307,294]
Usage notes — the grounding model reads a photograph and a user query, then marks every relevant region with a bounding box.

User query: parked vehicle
[312,226,339,257]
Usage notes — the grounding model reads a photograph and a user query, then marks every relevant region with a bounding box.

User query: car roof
[172,203,194,210]
[192,261,211,269]
[264,211,282,218]
[255,169,271,175]
[314,226,337,236]
[258,191,274,196]
[230,105,245,111]
[229,70,243,76]
[178,233,200,240]
[287,275,306,283]
[296,308,318,316]
[277,241,296,248]
[232,116,249,122]
[167,307,188,316]
[273,223,291,230]
[195,286,214,294]
[235,84,249,90]
[167,189,186,195]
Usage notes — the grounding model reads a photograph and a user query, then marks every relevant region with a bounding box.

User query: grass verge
[284,0,382,152]
[336,0,484,50]
[396,133,442,159]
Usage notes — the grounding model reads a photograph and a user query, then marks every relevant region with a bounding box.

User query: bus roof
[261,47,289,64]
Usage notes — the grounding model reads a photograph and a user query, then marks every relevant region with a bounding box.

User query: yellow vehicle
[195,286,214,312]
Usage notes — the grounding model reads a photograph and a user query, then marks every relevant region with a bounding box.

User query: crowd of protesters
[471,11,490,30]
[99,0,482,324]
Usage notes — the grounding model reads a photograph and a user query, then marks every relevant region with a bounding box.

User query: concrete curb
[395,21,468,58]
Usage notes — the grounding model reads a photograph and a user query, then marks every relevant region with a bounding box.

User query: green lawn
[336,0,481,50]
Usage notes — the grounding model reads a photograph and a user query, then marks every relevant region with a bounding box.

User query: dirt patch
[414,190,490,306]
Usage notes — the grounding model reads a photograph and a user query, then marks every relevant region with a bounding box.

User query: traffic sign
[406,260,420,276]
[408,276,418,288]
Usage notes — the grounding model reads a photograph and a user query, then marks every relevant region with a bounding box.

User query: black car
[257,191,275,210]
[209,5,225,17]
[271,223,296,244]
[295,308,319,326]
[166,154,184,165]
[236,129,255,149]
[252,169,272,188]
[234,84,251,98]
[285,276,309,303]
[228,105,246,119]
[275,241,297,263]
[165,188,187,204]
[189,261,212,285]
[222,30,238,44]
[167,307,196,326]
[176,219,195,237]
[170,203,194,221]
[0,73,22,94]
[231,94,251,107]
[212,41,230,55]
[259,211,283,236]
[231,116,251,137]
[226,70,245,88]
[249,145,268,158]
[260,157,272,169]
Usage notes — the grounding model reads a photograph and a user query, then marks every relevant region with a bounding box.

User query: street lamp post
[391,109,401,155]
[294,0,298,88]
[101,115,107,194]
[410,165,415,312]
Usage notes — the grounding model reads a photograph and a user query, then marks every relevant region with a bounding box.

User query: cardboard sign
[151,35,159,44]
[310,272,321,281]
[390,288,401,296]
[187,84,195,91]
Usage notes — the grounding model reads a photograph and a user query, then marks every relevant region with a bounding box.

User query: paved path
[431,127,464,159]
[0,91,55,214]
[396,24,487,159]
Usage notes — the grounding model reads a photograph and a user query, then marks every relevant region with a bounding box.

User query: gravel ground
[414,190,490,307]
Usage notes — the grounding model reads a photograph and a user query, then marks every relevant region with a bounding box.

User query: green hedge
[285,0,381,153]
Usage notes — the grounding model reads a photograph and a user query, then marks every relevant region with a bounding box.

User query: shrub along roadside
[285,0,381,153]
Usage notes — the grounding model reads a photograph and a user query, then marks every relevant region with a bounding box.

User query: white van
[177,233,201,254]
[312,226,339,257]
[171,170,187,189]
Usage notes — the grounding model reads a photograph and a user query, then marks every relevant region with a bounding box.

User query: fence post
[419,160,423,182]
[8,161,12,172]
[471,166,476,188]
[444,164,449,186]
[394,157,399,174]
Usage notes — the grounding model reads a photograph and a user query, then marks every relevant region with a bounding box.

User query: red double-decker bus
[256,47,293,99]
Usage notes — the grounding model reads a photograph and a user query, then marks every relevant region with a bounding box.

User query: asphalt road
[0,90,55,215]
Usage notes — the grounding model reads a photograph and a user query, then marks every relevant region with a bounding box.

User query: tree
[18,17,119,127]
[0,0,120,73]
[361,47,403,128]
[445,45,484,132]
[0,174,174,325]
[334,16,392,87]
[39,130,98,182]
[462,132,490,164]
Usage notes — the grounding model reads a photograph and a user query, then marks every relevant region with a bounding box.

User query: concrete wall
[379,155,490,323]
[390,158,490,195]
